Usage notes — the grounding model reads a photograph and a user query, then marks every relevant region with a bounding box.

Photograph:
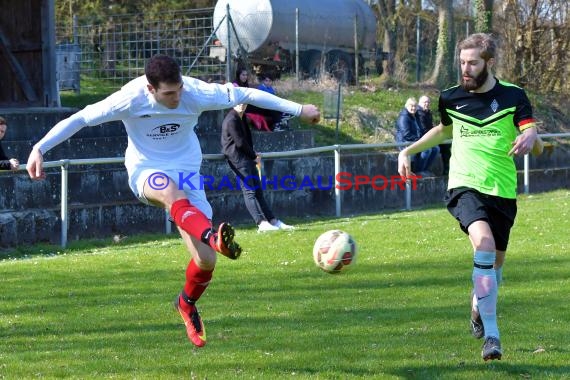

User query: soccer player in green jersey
[398,33,543,361]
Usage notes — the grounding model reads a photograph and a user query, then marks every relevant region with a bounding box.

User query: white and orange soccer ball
[312,230,358,273]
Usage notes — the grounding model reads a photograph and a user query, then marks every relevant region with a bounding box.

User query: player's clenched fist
[300,104,321,124]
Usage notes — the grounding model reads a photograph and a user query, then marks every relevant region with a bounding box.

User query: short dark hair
[0,116,6,125]
[457,33,498,61]
[145,54,182,88]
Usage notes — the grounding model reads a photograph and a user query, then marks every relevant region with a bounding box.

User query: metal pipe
[225,3,231,82]
[334,145,341,217]
[354,15,359,84]
[60,160,69,248]
[405,175,412,211]
[296,8,300,81]
[524,153,530,194]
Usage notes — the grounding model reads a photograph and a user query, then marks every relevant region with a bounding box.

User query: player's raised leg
[137,172,241,346]
[142,173,241,259]
[470,291,484,339]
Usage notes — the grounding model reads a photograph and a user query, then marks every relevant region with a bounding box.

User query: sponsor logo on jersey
[460,125,501,138]
[491,99,499,112]
[147,123,181,139]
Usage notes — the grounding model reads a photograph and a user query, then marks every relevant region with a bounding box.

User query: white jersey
[35,75,303,177]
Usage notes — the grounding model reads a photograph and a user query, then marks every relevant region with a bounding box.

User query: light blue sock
[473,265,503,311]
[473,250,499,339]
[495,266,503,286]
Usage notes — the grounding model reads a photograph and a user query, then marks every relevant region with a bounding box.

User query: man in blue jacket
[395,98,438,175]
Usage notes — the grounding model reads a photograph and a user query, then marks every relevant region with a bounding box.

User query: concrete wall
[1,150,569,247]
[0,108,568,247]
[0,107,313,246]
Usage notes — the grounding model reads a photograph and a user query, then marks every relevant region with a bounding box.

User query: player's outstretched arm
[299,104,320,125]
[26,147,46,180]
[398,123,451,178]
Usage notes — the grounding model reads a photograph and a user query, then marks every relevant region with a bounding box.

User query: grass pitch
[1,190,569,379]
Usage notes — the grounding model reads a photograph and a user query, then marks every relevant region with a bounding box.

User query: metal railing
[15,133,569,247]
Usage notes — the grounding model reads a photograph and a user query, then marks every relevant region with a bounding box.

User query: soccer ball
[312,230,358,273]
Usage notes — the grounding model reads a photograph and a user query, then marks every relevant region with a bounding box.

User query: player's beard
[461,63,489,91]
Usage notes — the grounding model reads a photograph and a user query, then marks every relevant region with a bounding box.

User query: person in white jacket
[26,54,320,348]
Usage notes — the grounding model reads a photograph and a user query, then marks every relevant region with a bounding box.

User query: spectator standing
[395,98,438,176]
[0,116,19,171]
[221,103,294,232]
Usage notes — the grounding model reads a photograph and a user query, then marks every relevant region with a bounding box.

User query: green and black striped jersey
[438,78,536,199]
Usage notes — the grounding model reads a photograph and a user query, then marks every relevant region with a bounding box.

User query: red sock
[171,199,213,244]
[182,259,214,304]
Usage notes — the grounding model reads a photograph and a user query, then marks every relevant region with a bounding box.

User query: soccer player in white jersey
[26,54,320,347]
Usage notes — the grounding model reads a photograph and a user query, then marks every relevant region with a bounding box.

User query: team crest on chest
[490,99,499,113]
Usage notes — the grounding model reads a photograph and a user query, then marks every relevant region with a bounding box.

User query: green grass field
[1,190,569,379]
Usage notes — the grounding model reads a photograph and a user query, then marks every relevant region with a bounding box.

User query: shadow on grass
[390,362,570,380]
[0,232,178,261]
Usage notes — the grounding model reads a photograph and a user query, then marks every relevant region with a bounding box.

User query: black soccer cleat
[481,336,502,361]
[470,314,485,339]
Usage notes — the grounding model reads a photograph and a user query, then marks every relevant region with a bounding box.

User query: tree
[474,0,494,32]
[372,0,398,80]
[497,0,569,94]
[56,0,217,26]
[426,0,455,88]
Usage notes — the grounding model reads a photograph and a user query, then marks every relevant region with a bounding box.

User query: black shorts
[445,187,517,251]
